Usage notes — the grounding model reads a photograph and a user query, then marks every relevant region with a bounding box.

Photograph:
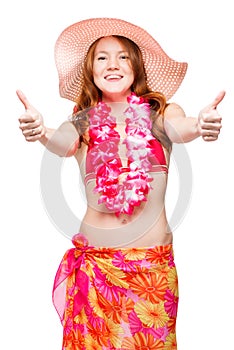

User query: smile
[105,74,123,80]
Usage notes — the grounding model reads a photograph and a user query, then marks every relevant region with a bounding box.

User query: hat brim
[55,18,188,101]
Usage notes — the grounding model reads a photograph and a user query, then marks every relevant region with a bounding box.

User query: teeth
[106,75,121,80]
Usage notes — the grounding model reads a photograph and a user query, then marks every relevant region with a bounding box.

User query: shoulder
[58,120,79,134]
[57,121,80,148]
[164,102,186,120]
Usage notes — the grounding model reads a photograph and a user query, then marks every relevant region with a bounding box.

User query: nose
[107,56,119,70]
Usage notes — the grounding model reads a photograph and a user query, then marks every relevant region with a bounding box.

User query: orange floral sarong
[53,233,178,349]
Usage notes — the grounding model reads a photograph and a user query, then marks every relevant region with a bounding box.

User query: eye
[97,56,107,61]
[119,54,129,60]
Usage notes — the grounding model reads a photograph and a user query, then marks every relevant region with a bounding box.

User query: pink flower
[150,326,169,342]
[112,251,136,272]
[93,266,125,302]
[89,125,119,145]
[129,310,153,336]
[88,102,115,126]
[127,92,146,105]
[95,159,121,188]
[88,144,118,168]
[164,289,179,318]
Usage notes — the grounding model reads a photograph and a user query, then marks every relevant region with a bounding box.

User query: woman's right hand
[17,89,46,142]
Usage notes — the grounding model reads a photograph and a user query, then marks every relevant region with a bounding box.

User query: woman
[17,18,224,350]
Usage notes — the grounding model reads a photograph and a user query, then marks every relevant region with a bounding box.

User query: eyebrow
[94,50,128,56]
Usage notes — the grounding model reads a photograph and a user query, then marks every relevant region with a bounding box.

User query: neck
[101,92,131,103]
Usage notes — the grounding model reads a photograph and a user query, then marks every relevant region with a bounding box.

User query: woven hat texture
[55,18,188,101]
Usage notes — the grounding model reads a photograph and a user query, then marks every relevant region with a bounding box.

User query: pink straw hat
[55,18,188,102]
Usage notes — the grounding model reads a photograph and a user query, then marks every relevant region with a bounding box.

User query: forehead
[94,36,127,52]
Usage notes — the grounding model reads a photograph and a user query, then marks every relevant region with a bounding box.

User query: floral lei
[87,93,158,216]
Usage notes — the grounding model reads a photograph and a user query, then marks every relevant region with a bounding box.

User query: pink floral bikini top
[75,94,168,216]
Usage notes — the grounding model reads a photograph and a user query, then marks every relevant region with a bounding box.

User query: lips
[105,74,123,80]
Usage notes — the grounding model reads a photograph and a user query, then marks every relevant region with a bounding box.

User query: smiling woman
[17,16,225,350]
[92,36,135,100]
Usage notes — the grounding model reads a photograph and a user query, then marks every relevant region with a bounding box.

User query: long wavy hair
[72,35,172,153]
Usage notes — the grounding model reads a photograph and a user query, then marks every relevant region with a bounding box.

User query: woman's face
[93,36,134,102]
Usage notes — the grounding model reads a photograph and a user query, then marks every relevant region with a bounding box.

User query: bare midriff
[79,171,173,248]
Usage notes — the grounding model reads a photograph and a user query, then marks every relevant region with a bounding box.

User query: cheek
[127,70,134,85]
[124,63,134,80]
[92,66,98,79]
[92,67,101,85]
[93,61,102,76]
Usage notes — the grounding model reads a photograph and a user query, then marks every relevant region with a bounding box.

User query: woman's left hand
[198,90,225,141]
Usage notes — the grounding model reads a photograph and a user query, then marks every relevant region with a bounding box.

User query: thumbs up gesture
[17,90,46,142]
[198,91,225,141]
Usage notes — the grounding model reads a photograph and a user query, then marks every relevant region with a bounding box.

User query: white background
[1,0,233,349]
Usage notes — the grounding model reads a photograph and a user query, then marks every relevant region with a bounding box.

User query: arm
[164,91,225,144]
[39,122,80,157]
[17,90,80,157]
[164,103,200,143]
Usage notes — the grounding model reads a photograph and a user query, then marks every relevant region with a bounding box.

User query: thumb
[16,89,32,110]
[210,90,226,109]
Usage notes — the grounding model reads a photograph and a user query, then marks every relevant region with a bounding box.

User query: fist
[198,91,225,142]
[17,90,46,142]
